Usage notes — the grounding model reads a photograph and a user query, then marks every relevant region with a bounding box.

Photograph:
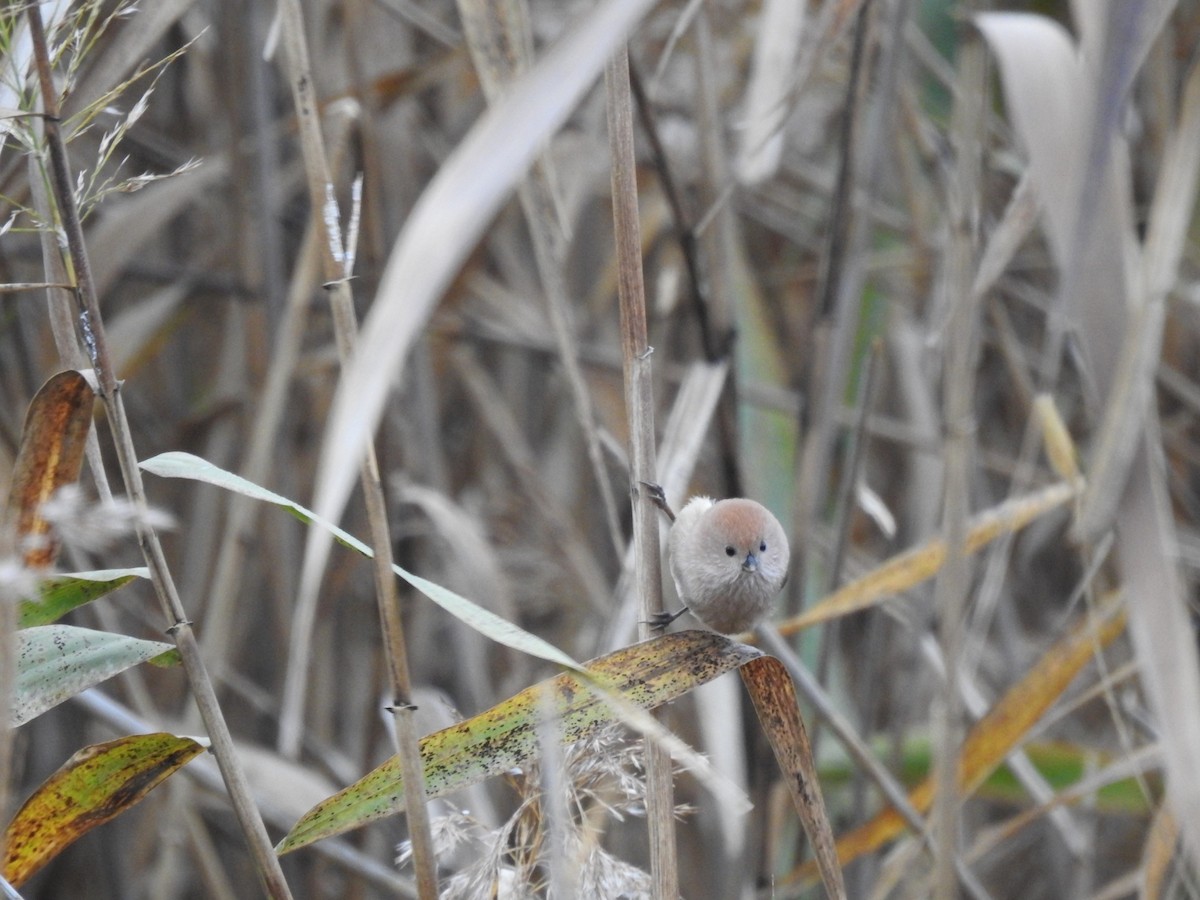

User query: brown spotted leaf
[276,630,763,855]
[2,733,204,887]
[13,625,179,726]
[741,655,846,899]
[278,629,847,900]
[3,371,95,569]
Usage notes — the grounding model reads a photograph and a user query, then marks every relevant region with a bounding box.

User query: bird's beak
[742,553,759,573]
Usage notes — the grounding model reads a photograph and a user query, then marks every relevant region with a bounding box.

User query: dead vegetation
[2,0,1200,897]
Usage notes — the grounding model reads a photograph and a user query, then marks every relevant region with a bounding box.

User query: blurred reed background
[2,0,1200,897]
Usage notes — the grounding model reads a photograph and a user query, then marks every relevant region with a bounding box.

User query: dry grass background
[2,0,1200,897]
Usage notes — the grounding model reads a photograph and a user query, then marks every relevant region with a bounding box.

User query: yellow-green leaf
[18,568,149,628]
[2,733,204,886]
[277,631,762,855]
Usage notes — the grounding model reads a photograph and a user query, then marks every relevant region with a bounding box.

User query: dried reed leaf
[977,11,1133,396]
[974,14,1086,271]
[1,733,203,887]
[741,655,845,899]
[1075,56,1200,541]
[1115,443,1200,872]
[735,0,807,185]
[789,603,1126,882]
[276,631,761,855]
[780,481,1077,634]
[3,371,95,569]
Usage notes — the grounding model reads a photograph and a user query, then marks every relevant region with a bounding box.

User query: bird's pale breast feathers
[667,495,789,633]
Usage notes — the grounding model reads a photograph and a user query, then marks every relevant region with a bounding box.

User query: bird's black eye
[725,546,736,557]
[759,541,767,553]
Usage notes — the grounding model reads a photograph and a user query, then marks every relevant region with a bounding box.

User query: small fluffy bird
[664,495,790,634]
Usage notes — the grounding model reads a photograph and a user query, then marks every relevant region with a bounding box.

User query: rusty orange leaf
[3,371,95,569]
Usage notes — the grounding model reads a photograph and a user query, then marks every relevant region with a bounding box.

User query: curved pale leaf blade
[13,625,176,726]
[305,0,661,614]
[973,13,1084,266]
[140,451,579,670]
[4,370,95,568]
[19,568,149,628]
[2,733,203,887]
[735,0,807,184]
[277,631,763,855]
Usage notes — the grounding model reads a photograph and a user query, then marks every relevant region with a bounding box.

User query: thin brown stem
[274,0,438,895]
[605,46,678,900]
[627,58,719,362]
[25,7,292,896]
[931,16,986,900]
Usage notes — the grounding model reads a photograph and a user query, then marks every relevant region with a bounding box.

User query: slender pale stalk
[791,1,877,607]
[0,545,12,864]
[931,19,986,900]
[605,47,678,900]
[273,1,438,894]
